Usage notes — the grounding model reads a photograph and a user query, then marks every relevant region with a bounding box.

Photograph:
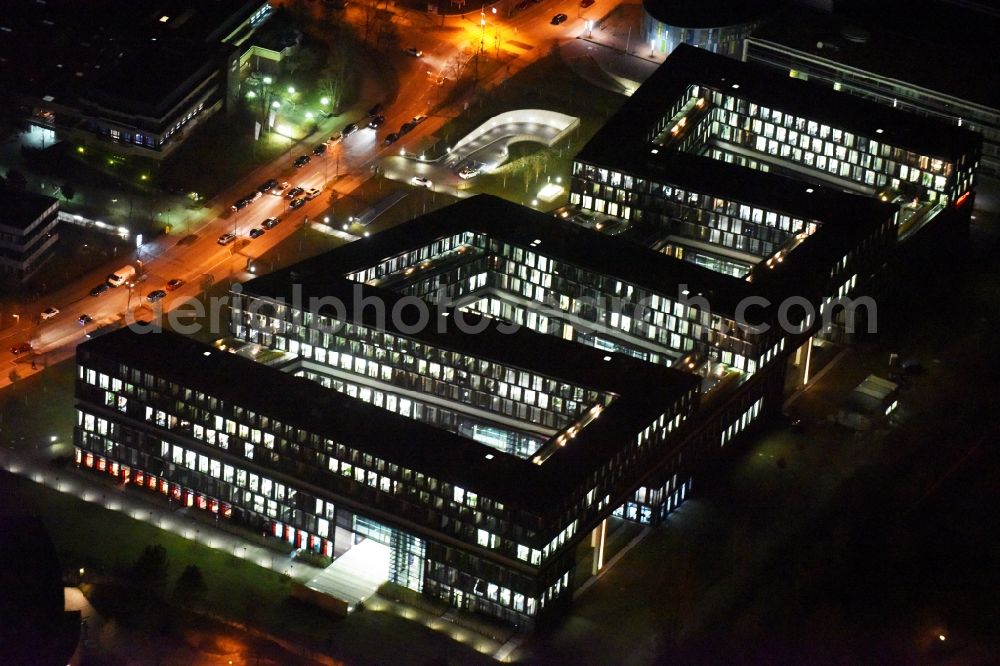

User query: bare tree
[360,0,390,43]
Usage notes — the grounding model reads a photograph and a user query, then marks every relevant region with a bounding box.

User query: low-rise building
[0,191,59,283]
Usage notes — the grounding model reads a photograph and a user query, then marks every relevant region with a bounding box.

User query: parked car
[304,188,322,200]
[580,0,594,7]
[10,342,32,355]
[411,176,432,188]
[217,232,237,245]
[404,47,423,57]
[286,186,304,199]
[166,278,185,291]
[293,154,311,168]
[90,284,110,297]
[258,178,278,193]
[551,13,568,24]
[40,306,60,320]
[231,197,252,212]
[312,143,327,156]
[248,227,265,239]
[368,115,385,129]
[290,197,306,209]
[78,314,93,326]
[515,0,530,9]
[146,289,167,303]
[261,217,281,230]
[367,103,383,117]
[342,123,358,137]
[384,132,400,145]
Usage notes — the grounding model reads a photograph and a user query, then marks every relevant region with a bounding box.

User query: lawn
[425,50,626,207]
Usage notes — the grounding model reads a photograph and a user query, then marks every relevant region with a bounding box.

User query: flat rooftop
[80,322,698,518]
[249,194,886,324]
[749,2,1000,112]
[80,41,221,118]
[578,44,980,168]
[0,191,58,232]
[0,0,256,109]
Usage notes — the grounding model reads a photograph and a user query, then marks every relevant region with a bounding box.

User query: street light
[287,86,296,95]
[263,76,273,85]
[320,96,330,106]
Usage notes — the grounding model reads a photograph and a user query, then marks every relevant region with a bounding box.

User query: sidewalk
[0,444,511,658]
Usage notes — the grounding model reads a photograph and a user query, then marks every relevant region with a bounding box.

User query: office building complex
[744,2,1000,178]
[571,44,979,295]
[71,42,981,632]
[75,190,896,625]
[1,0,271,158]
[0,191,59,283]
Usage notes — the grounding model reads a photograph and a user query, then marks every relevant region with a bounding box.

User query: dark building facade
[0,191,59,283]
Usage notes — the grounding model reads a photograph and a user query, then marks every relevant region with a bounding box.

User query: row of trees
[130,544,207,605]
[2,168,75,200]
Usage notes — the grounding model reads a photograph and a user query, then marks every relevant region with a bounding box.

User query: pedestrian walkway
[0,445,513,658]
[305,538,390,609]
[0,446,318,581]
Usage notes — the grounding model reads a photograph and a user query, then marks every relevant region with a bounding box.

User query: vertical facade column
[591,518,607,576]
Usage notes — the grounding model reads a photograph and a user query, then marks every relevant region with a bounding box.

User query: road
[0,0,608,388]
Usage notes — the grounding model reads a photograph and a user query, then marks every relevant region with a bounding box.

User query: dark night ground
[522,210,1000,664]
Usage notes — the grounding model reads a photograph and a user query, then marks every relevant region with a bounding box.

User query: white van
[106,265,136,287]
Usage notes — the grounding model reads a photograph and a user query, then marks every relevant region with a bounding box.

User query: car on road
[402,115,428,134]
[40,306,60,320]
[248,227,265,239]
[217,232,237,245]
[258,178,278,193]
[10,342,32,355]
[367,103,383,117]
[458,165,481,179]
[290,197,307,209]
[411,176,432,188]
[368,115,385,129]
[404,47,423,57]
[342,123,358,137]
[146,289,167,303]
[90,284,109,297]
[312,143,327,156]
[304,188,322,200]
[580,0,594,6]
[286,186,304,199]
[384,132,400,145]
[270,181,290,195]
[166,278,185,291]
[293,154,311,168]
[232,191,263,211]
[261,217,281,230]
[78,314,93,326]
[551,12,568,24]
